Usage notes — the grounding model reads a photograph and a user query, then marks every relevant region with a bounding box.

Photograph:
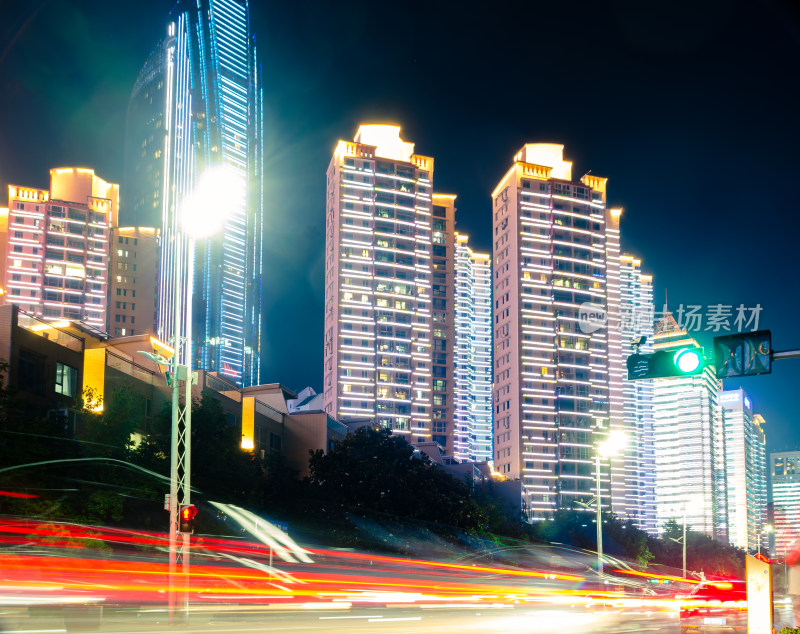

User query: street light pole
[166,164,242,620]
[682,506,687,578]
[594,429,627,581]
[596,450,603,578]
[167,235,181,620]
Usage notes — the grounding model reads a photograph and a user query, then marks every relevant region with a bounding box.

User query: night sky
[1,0,799,453]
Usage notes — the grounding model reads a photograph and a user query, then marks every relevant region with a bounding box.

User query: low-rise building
[0,303,345,476]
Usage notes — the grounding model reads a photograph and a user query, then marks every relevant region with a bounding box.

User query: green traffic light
[674,348,702,373]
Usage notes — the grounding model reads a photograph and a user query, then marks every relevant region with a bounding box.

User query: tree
[307,427,489,530]
[129,392,265,506]
[645,519,745,578]
[78,385,144,458]
[529,510,653,566]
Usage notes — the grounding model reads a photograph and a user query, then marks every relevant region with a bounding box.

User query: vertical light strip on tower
[158,17,193,365]
[605,208,626,517]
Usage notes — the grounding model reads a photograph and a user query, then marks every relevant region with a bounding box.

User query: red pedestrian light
[179,504,197,533]
[180,504,197,521]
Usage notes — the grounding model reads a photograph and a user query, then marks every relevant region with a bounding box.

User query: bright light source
[180,165,245,239]
[674,348,702,373]
[598,429,627,457]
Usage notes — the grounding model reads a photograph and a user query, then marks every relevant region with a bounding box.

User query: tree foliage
[307,427,489,530]
[647,518,745,577]
[530,510,654,566]
[129,392,266,506]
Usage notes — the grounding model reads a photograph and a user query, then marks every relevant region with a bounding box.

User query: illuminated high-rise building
[753,414,768,549]
[453,233,493,463]
[323,125,433,440]
[771,450,800,556]
[619,254,656,534]
[651,313,726,539]
[4,168,117,328]
[720,388,767,551]
[126,0,264,386]
[490,143,624,519]
[430,194,456,453]
[123,36,168,229]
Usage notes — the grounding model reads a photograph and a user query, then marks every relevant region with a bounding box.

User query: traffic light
[714,330,771,379]
[179,504,197,534]
[626,347,705,380]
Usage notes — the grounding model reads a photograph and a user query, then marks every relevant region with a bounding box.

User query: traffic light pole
[773,349,800,361]
[167,234,194,622]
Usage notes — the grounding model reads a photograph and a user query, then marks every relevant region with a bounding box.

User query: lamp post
[595,429,627,578]
[683,508,687,578]
[165,165,243,619]
[667,513,687,579]
[758,524,774,557]
[665,495,704,580]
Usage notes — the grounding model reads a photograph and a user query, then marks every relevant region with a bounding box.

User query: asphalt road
[0,604,680,634]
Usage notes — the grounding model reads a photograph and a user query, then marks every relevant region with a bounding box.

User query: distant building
[651,312,726,540]
[453,233,492,463]
[238,383,348,477]
[720,389,767,551]
[122,35,168,229]
[619,254,657,534]
[489,143,623,520]
[287,386,324,413]
[108,227,159,336]
[0,207,8,291]
[5,168,118,330]
[323,125,433,441]
[771,450,800,556]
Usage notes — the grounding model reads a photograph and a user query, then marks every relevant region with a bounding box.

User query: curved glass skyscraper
[124,0,263,386]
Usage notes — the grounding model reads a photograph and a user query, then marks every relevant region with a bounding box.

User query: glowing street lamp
[180,165,245,239]
[596,429,627,578]
[759,524,774,557]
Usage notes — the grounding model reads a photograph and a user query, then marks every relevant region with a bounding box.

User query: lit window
[54,362,77,398]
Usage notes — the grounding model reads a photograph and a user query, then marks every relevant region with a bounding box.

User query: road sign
[714,330,771,379]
